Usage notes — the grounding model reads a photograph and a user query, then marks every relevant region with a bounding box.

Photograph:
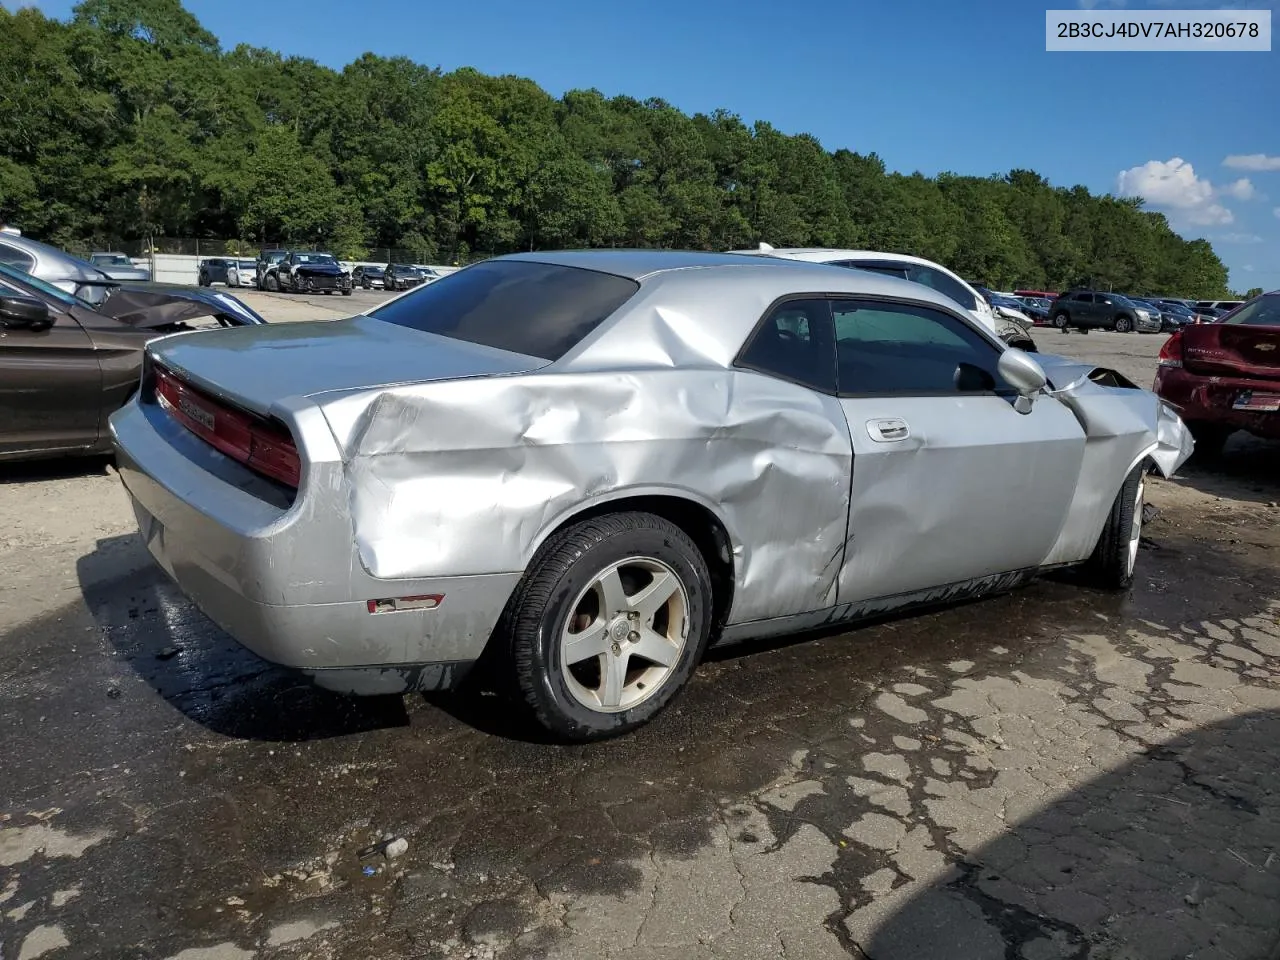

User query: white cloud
[1116,157,1234,226]
[1224,154,1280,172]
[1222,178,1256,200]
[1275,207,1280,219]
[1217,232,1264,244]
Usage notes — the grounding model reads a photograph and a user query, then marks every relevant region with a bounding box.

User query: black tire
[1086,463,1145,590]
[341,289,352,296]
[1188,422,1233,459]
[264,274,279,292]
[507,511,713,742]
[1052,311,1070,330]
[1114,315,1133,333]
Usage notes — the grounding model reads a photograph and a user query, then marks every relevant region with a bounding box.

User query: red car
[1154,291,1280,455]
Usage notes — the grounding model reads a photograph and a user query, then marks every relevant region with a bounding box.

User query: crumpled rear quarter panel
[318,368,853,624]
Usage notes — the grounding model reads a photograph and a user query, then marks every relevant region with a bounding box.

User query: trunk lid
[1181,318,1280,380]
[146,314,548,418]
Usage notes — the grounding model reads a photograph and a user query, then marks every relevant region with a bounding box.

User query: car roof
[492,249,995,318]
[726,247,946,270]
[533,251,1007,371]
[499,249,810,281]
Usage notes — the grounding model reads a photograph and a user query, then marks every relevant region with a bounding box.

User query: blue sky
[23,0,1280,292]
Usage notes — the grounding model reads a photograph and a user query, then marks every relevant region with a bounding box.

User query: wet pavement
[2,333,1279,960]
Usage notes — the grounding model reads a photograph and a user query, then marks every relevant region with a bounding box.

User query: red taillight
[1157,331,1183,368]
[154,365,301,488]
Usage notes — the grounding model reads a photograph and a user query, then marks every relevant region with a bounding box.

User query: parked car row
[198,257,258,288]
[195,254,447,294]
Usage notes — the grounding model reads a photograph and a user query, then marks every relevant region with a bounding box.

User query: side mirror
[998,348,1048,414]
[0,295,52,332]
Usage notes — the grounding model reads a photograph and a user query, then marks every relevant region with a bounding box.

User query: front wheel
[1114,315,1133,333]
[264,274,279,292]
[508,512,713,742]
[1052,312,1070,330]
[1086,464,1145,590]
[341,289,352,296]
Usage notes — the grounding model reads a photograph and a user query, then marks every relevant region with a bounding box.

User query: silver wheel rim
[560,557,689,714]
[1126,478,1145,577]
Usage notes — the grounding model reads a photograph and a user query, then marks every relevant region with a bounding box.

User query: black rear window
[369,259,640,361]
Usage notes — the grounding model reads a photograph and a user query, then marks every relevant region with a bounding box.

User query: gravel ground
[1,310,1278,960]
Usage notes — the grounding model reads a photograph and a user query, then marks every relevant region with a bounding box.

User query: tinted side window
[0,242,35,271]
[370,260,640,362]
[832,299,1009,396]
[737,298,837,393]
[905,265,978,311]
[1071,293,1093,303]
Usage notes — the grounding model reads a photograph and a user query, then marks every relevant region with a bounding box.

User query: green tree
[232,125,342,243]
[0,0,1237,295]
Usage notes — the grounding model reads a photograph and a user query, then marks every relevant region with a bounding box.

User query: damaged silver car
[109,251,1193,741]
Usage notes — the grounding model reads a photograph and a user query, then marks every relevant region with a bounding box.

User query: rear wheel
[1052,311,1070,330]
[1086,464,1145,590]
[508,512,713,742]
[264,274,279,292]
[1114,315,1133,333]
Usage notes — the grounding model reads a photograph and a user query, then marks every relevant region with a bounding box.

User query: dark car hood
[94,284,267,329]
[294,263,343,276]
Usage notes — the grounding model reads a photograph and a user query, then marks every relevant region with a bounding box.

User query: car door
[1068,292,1094,326]
[831,297,1086,604]
[732,297,854,619]
[0,289,102,456]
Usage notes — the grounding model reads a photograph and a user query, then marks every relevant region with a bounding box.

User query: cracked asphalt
[2,325,1279,960]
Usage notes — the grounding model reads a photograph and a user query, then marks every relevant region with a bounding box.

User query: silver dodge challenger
[110,251,1194,741]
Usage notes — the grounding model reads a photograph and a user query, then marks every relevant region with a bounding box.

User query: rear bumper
[1154,366,1280,438]
[109,397,520,678]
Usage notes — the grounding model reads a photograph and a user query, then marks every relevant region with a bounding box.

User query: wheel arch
[526,488,738,632]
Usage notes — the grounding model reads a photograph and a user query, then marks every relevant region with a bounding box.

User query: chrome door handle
[867,418,910,442]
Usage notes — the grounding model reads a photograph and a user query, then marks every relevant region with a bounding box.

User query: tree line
[0,0,1236,296]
